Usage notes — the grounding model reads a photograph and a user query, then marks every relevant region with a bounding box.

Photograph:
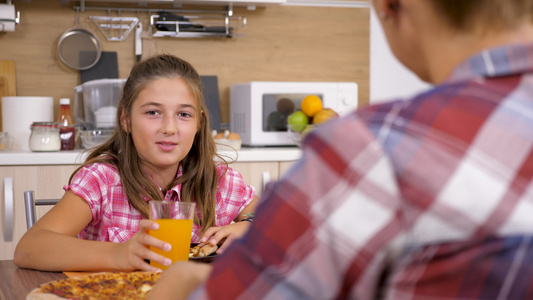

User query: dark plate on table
[189,243,217,263]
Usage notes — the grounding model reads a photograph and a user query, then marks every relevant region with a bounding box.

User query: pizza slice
[189,243,218,258]
[27,272,161,300]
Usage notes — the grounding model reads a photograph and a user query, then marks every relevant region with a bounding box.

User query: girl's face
[124,77,199,177]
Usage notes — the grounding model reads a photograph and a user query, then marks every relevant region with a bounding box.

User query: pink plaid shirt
[66,162,255,243]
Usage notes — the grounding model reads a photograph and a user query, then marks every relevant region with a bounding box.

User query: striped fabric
[67,162,255,243]
[191,43,533,300]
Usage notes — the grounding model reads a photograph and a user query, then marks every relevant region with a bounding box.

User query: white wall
[369,7,432,104]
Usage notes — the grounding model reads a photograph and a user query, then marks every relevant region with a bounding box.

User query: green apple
[287,111,309,132]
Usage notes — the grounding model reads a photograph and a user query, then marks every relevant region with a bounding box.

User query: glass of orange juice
[148,201,196,270]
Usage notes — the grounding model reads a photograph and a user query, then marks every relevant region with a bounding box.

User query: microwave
[230,81,358,146]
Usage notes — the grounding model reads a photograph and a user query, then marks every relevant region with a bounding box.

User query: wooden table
[0,260,66,300]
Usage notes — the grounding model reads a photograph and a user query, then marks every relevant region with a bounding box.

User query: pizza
[26,271,161,300]
[189,243,218,258]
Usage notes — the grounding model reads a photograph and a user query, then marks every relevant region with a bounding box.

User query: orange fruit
[301,95,323,117]
[313,108,339,125]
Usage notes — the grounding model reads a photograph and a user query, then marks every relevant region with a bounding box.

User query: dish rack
[73,5,246,39]
[89,16,139,41]
[150,12,246,38]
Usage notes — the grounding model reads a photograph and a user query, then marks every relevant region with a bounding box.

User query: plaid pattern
[67,162,255,243]
[191,43,533,300]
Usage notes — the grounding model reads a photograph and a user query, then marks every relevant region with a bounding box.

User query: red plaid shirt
[191,43,533,299]
[67,163,255,243]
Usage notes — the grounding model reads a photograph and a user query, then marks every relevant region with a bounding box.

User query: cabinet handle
[262,172,271,192]
[4,177,13,242]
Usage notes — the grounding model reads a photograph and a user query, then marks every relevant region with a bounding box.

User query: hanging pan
[57,10,101,70]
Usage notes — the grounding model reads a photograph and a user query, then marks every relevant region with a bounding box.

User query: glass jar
[29,122,61,152]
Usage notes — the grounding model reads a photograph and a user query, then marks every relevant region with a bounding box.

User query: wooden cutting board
[0,60,16,131]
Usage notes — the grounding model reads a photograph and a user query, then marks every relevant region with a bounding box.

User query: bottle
[58,98,75,150]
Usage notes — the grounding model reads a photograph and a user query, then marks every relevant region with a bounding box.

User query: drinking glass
[0,132,11,151]
[148,201,196,270]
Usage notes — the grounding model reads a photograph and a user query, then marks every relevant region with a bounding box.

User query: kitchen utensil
[89,16,138,41]
[215,138,242,151]
[135,22,142,62]
[155,11,203,32]
[57,27,101,70]
[0,60,16,131]
[57,9,101,70]
[80,78,125,129]
[200,75,221,131]
[142,24,156,59]
[80,51,118,84]
[80,129,113,149]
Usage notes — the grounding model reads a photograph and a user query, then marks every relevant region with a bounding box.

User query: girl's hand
[199,221,251,254]
[112,219,172,272]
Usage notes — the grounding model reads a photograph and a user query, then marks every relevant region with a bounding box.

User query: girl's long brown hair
[70,54,224,233]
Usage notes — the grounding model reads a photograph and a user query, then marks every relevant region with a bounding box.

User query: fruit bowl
[288,124,317,147]
[287,125,302,147]
[213,130,242,151]
[215,138,242,151]
[80,129,113,149]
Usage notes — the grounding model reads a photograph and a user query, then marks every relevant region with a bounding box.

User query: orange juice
[149,219,193,270]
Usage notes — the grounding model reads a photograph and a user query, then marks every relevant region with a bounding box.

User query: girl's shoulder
[214,162,245,184]
[215,162,235,176]
[81,161,118,173]
[75,162,121,184]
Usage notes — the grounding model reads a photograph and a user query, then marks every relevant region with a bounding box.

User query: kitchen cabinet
[0,165,78,260]
[230,161,279,196]
[279,160,296,179]
[230,160,296,196]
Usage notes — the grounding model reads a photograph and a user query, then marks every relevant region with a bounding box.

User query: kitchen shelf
[71,0,368,40]
[150,12,246,38]
[72,4,247,39]
[74,0,285,10]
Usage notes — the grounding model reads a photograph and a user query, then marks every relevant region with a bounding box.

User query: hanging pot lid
[57,27,101,70]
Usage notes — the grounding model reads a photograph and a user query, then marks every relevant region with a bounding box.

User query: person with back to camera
[148,0,533,299]
[14,54,257,272]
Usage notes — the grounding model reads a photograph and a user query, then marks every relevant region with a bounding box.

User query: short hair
[430,0,533,30]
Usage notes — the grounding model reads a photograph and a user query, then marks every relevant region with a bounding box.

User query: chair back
[23,190,60,230]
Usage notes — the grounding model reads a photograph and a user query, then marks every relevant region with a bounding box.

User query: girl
[14,54,257,272]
